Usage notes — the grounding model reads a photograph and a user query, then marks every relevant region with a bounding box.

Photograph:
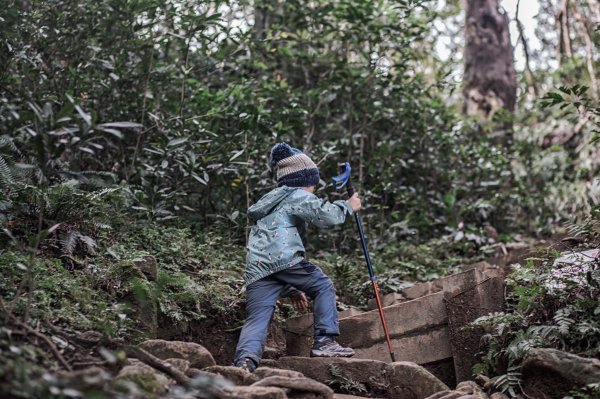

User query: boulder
[138,339,215,369]
[386,361,450,399]
[57,366,111,390]
[253,376,334,399]
[165,358,190,373]
[219,386,288,399]
[254,367,305,380]
[423,380,489,399]
[205,365,251,386]
[522,348,600,398]
[187,368,216,378]
[114,364,169,394]
[263,346,281,360]
[277,357,448,399]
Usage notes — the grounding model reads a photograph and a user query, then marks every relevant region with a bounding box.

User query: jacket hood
[247,186,296,221]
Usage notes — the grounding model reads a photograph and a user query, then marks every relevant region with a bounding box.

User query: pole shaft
[350,195,395,362]
[341,165,395,362]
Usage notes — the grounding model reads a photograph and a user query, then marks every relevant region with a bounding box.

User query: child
[233,143,361,372]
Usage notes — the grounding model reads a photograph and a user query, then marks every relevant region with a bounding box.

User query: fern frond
[553,308,575,336]
[0,135,21,156]
[60,231,81,255]
[0,155,16,188]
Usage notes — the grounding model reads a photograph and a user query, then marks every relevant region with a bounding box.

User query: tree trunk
[463,0,517,123]
[515,0,538,97]
[556,0,574,63]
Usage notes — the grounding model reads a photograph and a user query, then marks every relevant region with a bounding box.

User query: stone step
[367,266,495,310]
[350,325,452,365]
[276,356,448,399]
[338,291,447,349]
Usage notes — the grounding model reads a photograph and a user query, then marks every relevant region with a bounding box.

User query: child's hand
[347,193,362,212]
[290,292,310,312]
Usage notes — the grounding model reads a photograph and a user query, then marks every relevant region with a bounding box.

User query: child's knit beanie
[269,143,320,188]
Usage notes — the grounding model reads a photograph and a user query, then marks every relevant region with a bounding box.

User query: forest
[0,0,599,398]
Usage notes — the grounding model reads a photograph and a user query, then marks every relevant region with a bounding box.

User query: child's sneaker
[235,357,257,372]
[310,336,355,357]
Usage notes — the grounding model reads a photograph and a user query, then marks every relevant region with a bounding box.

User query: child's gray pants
[234,260,339,367]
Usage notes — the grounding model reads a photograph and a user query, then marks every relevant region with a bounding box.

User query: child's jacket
[245,186,353,285]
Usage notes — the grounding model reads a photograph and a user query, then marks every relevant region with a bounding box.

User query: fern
[493,366,522,398]
[554,308,575,336]
[327,365,368,394]
[0,155,16,189]
[60,231,81,255]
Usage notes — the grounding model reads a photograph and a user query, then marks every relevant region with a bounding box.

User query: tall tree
[463,0,517,123]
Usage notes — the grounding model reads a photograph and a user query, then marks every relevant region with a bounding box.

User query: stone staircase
[283,261,506,387]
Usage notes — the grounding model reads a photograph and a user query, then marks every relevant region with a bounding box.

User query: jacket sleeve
[290,192,353,229]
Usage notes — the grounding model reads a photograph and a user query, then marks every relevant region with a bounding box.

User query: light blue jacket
[245,186,353,285]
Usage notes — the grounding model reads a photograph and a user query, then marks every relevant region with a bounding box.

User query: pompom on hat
[269,143,320,188]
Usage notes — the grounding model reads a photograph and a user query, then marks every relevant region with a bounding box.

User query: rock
[489,394,509,399]
[423,391,454,399]
[474,375,490,388]
[133,255,158,281]
[387,361,450,399]
[455,381,479,394]
[334,395,384,399]
[424,393,464,399]
[57,367,111,390]
[114,364,169,394]
[522,348,600,398]
[139,339,216,369]
[254,367,305,380]
[252,376,334,399]
[219,386,288,399]
[277,357,448,399]
[165,358,190,373]
[187,368,215,378]
[205,365,251,386]
[261,359,280,368]
[263,346,280,359]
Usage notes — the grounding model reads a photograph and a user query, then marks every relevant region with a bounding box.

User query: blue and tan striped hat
[269,143,320,188]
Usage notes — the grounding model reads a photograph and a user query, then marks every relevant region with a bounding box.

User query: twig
[0,298,72,371]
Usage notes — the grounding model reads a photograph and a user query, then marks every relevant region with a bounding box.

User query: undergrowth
[471,208,600,398]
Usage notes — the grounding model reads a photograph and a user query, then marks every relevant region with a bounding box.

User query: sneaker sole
[310,350,355,358]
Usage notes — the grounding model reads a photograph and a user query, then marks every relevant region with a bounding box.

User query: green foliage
[327,364,368,395]
[0,251,130,336]
[471,214,600,397]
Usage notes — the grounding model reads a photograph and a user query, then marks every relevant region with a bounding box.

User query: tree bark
[556,0,574,63]
[572,2,598,99]
[463,0,517,124]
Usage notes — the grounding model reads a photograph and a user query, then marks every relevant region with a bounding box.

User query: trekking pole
[333,162,396,363]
